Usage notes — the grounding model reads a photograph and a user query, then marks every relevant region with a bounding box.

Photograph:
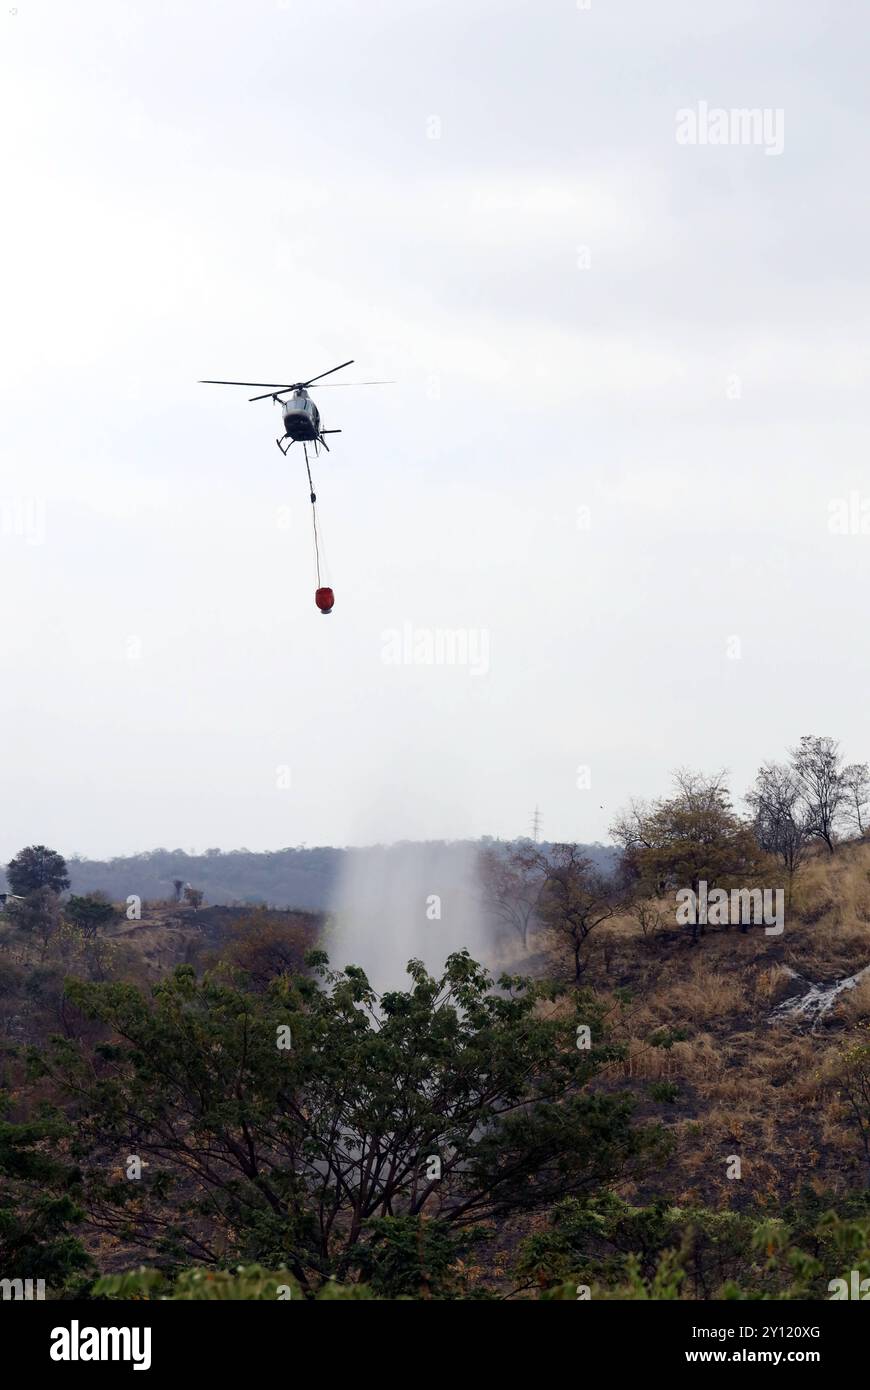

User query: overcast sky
[1,0,868,860]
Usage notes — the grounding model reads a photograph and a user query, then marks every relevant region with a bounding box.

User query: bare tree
[629,899,668,940]
[478,842,547,950]
[539,844,617,981]
[745,762,808,906]
[789,735,846,854]
[671,766,731,814]
[609,798,658,855]
[842,763,870,837]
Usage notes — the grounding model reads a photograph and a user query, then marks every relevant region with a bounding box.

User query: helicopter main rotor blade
[299,359,354,388]
[247,379,394,401]
[202,365,389,401]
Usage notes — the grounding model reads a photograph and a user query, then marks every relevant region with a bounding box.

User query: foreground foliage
[33,952,665,1295]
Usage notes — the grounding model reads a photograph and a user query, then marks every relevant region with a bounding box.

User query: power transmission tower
[530,805,542,843]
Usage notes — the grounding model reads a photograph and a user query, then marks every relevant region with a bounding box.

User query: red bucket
[315,587,335,614]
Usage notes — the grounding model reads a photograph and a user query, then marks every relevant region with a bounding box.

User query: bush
[649,1081,681,1103]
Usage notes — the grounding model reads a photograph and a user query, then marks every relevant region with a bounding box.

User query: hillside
[565,836,870,1208]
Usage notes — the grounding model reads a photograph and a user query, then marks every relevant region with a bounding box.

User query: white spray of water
[327,841,493,992]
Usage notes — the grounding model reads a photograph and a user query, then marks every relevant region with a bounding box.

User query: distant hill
[0,840,619,912]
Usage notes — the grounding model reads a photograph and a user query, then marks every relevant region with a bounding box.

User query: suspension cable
[304,443,323,588]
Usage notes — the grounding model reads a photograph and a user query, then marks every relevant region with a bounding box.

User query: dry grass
[614,1031,726,1083]
[631,957,747,1030]
[752,963,794,1003]
[832,974,870,1023]
[567,842,870,1207]
[785,840,870,965]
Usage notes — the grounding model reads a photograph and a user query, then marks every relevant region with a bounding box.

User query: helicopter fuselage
[280,389,321,442]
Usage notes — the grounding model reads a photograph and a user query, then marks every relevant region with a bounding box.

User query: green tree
[522,1196,870,1301]
[0,1095,90,1292]
[6,887,63,960]
[37,952,665,1294]
[351,1215,476,1299]
[6,845,70,896]
[612,770,769,943]
[518,1193,761,1299]
[64,892,117,938]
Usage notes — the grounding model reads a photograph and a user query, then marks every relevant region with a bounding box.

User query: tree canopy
[611,772,768,942]
[6,844,70,896]
[36,952,666,1294]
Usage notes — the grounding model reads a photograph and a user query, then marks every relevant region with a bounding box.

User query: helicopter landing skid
[276,436,294,455]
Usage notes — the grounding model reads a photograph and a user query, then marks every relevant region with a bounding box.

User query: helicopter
[198,359,391,458]
[199,359,391,615]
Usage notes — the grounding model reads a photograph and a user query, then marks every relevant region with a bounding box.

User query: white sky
[1,0,868,859]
